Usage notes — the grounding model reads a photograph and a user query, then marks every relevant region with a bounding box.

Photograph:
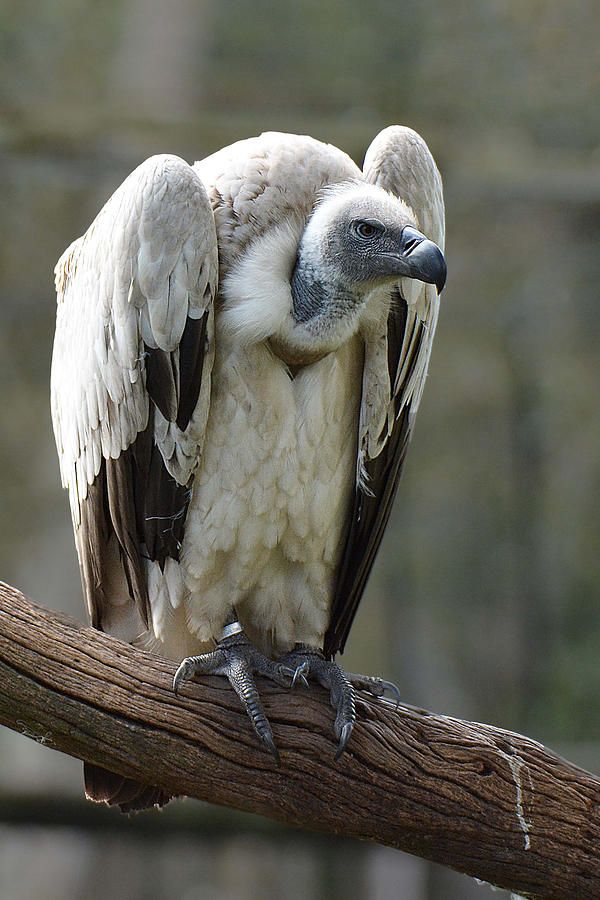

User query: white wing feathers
[360,126,445,471]
[363,125,445,248]
[51,154,218,527]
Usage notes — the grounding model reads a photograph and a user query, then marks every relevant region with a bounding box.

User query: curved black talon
[279,646,401,758]
[291,660,310,689]
[278,646,357,759]
[335,722,354,761]
[174,632,296,764]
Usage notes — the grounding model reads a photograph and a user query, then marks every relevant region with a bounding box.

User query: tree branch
[1,581,599,898]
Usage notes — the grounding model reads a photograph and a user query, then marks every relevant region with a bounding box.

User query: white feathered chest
[180,326,364,654]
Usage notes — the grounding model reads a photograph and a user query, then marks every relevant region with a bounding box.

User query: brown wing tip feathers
[84,762,173,814]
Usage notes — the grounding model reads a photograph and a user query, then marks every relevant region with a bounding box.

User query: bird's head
[295,183,446,305]
[221,181,446,368]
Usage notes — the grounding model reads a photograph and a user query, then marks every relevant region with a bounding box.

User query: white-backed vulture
[51,127,446,812]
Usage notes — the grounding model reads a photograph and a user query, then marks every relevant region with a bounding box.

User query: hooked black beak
[399,225,447,294]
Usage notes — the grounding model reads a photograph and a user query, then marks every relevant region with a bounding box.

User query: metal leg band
[220,620,244,641]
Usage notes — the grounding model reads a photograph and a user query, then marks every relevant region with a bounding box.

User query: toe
[348,673,401,702]
[232,665,280,754]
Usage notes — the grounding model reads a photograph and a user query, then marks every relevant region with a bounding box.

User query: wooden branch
[1,582,599,899]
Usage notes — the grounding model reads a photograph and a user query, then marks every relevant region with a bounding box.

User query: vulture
[51,126,446,812]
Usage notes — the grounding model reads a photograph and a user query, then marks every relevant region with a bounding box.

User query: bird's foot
[173,624,299,764]
[279,645,400,760]
[345,672,401,703]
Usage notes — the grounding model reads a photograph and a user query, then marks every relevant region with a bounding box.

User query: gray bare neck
[290,256,360,327]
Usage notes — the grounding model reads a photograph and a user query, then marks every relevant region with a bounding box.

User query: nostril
[401,226,425,255]
[403,237,421,254]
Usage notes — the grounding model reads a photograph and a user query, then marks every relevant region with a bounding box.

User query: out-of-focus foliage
[1,1,598,898]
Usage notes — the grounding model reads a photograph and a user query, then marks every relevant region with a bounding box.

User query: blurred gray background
[1,1,599,898]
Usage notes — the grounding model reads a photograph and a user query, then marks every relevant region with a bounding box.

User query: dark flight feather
[84,763,173,814]
[324,291,424,658]
[177,313,208,430]
[77,308,210,813]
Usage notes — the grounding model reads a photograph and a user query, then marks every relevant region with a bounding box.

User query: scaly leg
[174,620,300,763]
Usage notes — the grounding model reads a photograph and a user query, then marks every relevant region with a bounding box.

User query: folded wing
[325,127,445,657]
[51,154,218,636]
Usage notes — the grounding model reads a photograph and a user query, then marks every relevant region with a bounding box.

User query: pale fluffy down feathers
[51,127,444,661]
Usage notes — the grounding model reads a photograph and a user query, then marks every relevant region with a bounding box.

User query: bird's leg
[173,616,300,764]
[278,644,400,760]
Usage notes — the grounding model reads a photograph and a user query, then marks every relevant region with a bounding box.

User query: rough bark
[1,581,599,899]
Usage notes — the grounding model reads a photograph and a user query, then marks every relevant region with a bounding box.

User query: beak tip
[436,262,447,295]
[400,227,446,294]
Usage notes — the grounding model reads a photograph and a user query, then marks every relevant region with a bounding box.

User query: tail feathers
[84,762,173,814]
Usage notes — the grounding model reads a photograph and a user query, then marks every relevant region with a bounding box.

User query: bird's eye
[352,220,383,240]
